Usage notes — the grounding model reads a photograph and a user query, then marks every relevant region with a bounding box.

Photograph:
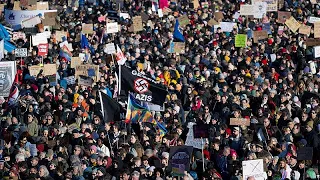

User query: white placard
[240,5,254,16]
[119,13,130,19]
[158,9,163,18]
[22,15,41,28]
[242,159,265,180]
[106,22,119,34]
[15,48,28,57]
[32,34,48,46]
[308,16,320,23]
[104,43,116,54]
[314,46,320,58]
[214,22,237,32]
[253,2,267,18]
[37,31,51,39]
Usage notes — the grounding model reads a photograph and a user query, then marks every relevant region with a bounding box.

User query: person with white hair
[38,165,54,180]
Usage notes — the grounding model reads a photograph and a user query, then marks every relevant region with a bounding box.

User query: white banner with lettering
[4,9,57,25]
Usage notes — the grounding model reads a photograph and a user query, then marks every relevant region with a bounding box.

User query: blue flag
[4,41,16,53]
[173,19,185,42]
[81,34,90,49]
[0,24,10,41]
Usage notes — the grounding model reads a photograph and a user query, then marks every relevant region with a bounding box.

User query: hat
[293,117,300,124]
[233,127,240,131]
[90,154,99,159]
[72,103,79,108]
[45,112,52,117]
[62,94,68,100]
[90,145,97,151]
[72,129,79,134]
[85,128,92,134]
[256,142,263,148]
[307,121,314,129]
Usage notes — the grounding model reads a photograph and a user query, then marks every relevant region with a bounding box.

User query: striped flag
[116,45,127,65]
[7,83,19,107]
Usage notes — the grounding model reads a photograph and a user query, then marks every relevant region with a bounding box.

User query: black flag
[99,91,122,122]
[120,65,167,106]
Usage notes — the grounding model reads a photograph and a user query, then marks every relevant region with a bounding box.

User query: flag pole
[201,137,205,172]
[118,64,121,96]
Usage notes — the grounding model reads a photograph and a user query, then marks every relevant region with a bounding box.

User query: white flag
[116,45,127,65]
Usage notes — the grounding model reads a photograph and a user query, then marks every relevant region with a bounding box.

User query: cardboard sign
[78,75,94,86]
[131,16,143,32]
[169,146,193,176]
[285,16,301,33]
[55,31,68,42]
[38,43,48,56]
[43,12,57,26]
[306,38,320,46]
[253,2,267,18]
[22,16,41,28]
[230,118,250,126]
[29,65,42,76]
[43,64,57,76]
[207,19,219,27]
[214,11,224,21]
[15,48,28,57]
[253,0,277,11]
[253,30,268,43]
[314,46,320,58]
[235,34,247,48]
[314,22,320,38]
[75,65,99,82]
[243,159,264,180]
[240,5,254,16]
[299,25,311,36]
[297,147,313,160]
[104,43,116,54]
[28,0,37,5]
[173,42,185,54]
[278,11,291,23]
[178,15,190,27]
[71,57,82,68]
[82,24,94,34]
[36,2,49,10]
[106,22,119,34]
[193,0,200,9]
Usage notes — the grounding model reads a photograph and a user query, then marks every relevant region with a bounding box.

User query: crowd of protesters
[0,0,320,179]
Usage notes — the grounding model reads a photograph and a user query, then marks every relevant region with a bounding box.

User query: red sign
[38,43,48,56]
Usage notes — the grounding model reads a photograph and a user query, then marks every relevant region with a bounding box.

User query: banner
[242,159,265,180]
[106,22,119,34]
[277,11,291,23]
[235,34,247,47]
[38,43,48,56]
[285,16,301,33]
[253,30,268,43]
[5,9,57,25]
[0,61,16,97]
[104,43,116,54]
[299,25,311,36]
[240,5,254,16]
[14,48,27,57]
[253,2,267,18]
[120,65,167,105]
[169,146,193,176]
[314,22,320,38]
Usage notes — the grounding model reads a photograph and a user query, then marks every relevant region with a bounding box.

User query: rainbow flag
[125,94,147,123]
[59,44,72,61]
[138,110,157,124]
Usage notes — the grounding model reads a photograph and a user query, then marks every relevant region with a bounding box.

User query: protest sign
[15,48,28,57]
[253,2,267,18]
[193,0,200,9]
[253,30,268,43]
[78,75,94,86]
[5,10,57,25]
[235,34,247,48]
[253,0,277,11]
[214,22,237,32]
[158,9,163,17]
[314,22,320,38]
[43,64,57,76]
[185,123,205,149]
[55,31,68,42]
[32,34,48,46]
[75,65,99,82]
[131,16,143,32]
[71,57,82,68]
[285,16,301,33]
[306,38,320,46]
[243,159,265,180]
[47,74,56,86]
[308,16,320,23]
[214,12,224,21]
[178,15,190,27]
[106,22,119,34]
[82,24,94,34]
[43,12,57,26]
[230,118,250,126]
[0,61,16,97]
[120,13,130,20]
[277,11,291,23]
[299,25,311,36]
[140,12,149,21]
[22,15,41,28]
[297,147,313,160]
[240,5,254,16]
[173,42,185,54]
[36,2,49,10]
[207,19,219,27]
[193,124,209,138]
[29,66,42,77]
[38,43,48,56]
[104,43,116,54]
[314,46,320,58]
[169,146,193,176]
